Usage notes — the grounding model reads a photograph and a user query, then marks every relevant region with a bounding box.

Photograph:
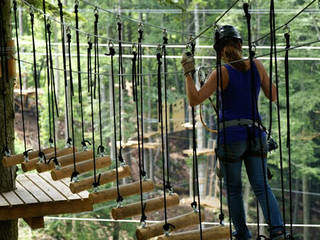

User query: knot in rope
[81,139,91,151]
[23,149,33,162]
[66,137,73,147]
[219,213,225,224]
[39,151,46,164]
[163,223,175,233]
[97,145,105,156]
[191,201,197,210]
[71,171,79,182]
[92,173,101,190]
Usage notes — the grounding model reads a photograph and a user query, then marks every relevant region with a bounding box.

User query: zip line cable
[253,0,317,44]
[81,0,212,41]
[188,0,241,44]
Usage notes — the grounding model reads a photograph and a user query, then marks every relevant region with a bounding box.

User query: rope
[74,1,90,151]
[284,30,294,238]
[66,28,79,181]
[42,0,53,146]
[138,25,146,177]
[132,43,147,225]
[162,30,172,193]
[188,41,203,240]
[94,9,105,157]
[87,38,100,189]
[243,4,272,239]
[253,0,316,44]
[106,42,123,205]
[117,20,125,165]
[58,0,72,146]
[157,46,173,234]
[30,10,46,163]
[13,0,28,159]
[269,0,288,236]
[46,21,59,166]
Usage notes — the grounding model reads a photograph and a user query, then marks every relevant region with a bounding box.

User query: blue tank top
[218,62,266,144]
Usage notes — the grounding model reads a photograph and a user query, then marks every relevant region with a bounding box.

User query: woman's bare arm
[185,67,229,107]
[254,59,277,102]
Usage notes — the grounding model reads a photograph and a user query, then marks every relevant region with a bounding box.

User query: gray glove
[181,52,195,76]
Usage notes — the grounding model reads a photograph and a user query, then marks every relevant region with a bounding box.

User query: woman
[181,25,286,240]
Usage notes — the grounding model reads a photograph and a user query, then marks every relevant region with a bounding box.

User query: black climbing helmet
[214,25,242,52]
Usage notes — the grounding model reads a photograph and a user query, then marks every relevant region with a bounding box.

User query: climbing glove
[181,52,195,76]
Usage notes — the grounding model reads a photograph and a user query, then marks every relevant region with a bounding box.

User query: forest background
[3,0,320,239]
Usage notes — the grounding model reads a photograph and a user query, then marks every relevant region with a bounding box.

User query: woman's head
[214,25,248,71]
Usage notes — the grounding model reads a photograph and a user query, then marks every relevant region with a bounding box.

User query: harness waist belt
[219,119,266,131]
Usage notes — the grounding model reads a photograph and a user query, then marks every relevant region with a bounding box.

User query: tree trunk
[0,0,18,239]
[302,174,310,239]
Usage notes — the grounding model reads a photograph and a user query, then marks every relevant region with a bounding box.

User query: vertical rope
[13,0,28,158]
[189,41,203,240]
[162,30,172,192]
[94,9,104,156]
[47,21,59,165]
[270,0,287,235]
[117,19,125,164]
[106,42,123,205]
[74,1,89,150]
[138,24,146,177]
[243,3,272,238]
[58,0,71,146]
[30,10,45,162]
[132,44,147,225]
[66,28,79,182]
[284,30,294,238]
[42,0,53,146]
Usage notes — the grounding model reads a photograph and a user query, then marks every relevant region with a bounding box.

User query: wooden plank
[26,174,66,202]
[0,198,93,220]
[60,178,89,199]
[15,181,38,204]
[23,216,44,229]
[1,191,23,206]
[0,193,9,207]
[39,172,80,201]
[17,175,51,203]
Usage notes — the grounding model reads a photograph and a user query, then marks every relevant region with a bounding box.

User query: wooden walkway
[0,172,93,228]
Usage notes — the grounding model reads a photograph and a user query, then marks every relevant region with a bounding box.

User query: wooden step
[70,165,131,193]
[136,211,205,240]
[36,150,92,173]
[51,156,111,181]
[111,193,179,220]
[21,148,74,172]
[90,180,154,204]
[0,172,92,221]
[157,226,230,240]
[2,148,54,167]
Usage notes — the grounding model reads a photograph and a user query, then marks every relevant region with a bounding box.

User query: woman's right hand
[181,52,195,76]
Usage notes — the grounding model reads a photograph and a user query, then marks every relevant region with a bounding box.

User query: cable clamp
[97,145,105,157]
[3,148,11,157]
[49,138,54,148]
[191,201,197,211]
[23,149,32,162]
[39,151,46,164]
[66,137,72,148]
